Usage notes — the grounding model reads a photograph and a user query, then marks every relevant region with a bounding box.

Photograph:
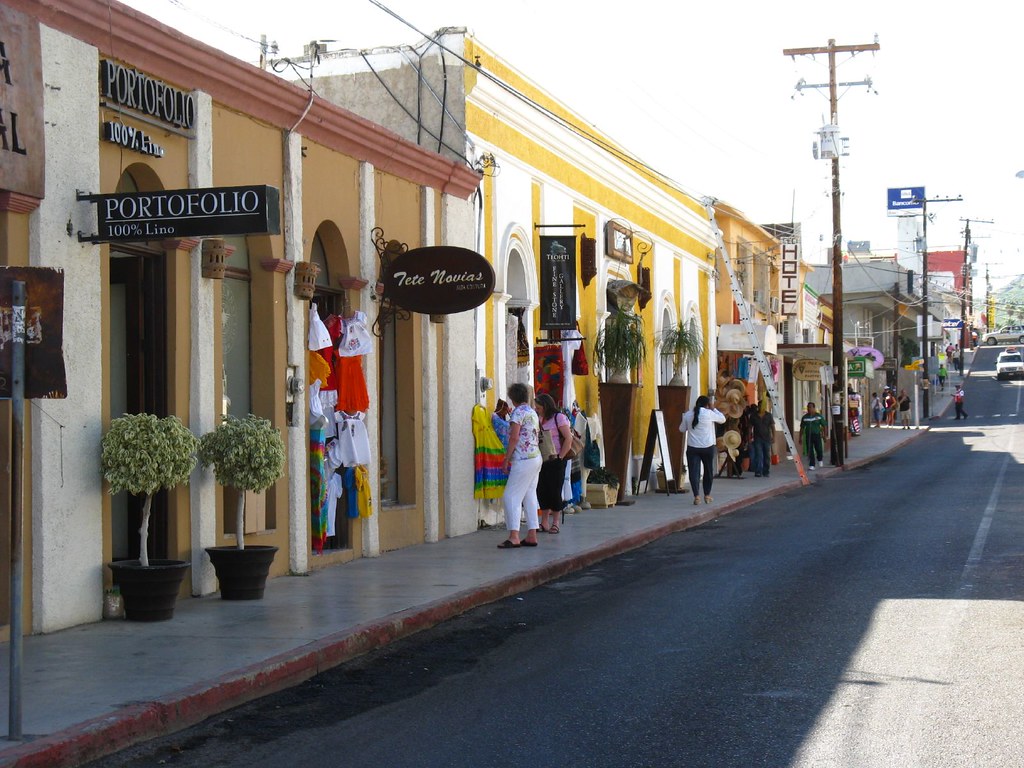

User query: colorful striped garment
[473,404,508,499]
[310,426,327,553]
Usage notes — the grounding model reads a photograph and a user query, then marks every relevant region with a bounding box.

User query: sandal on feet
[497,539,521,549]
[548,524,560,534]
[521,540,538,547]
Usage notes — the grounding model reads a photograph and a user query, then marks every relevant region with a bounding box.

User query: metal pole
[8,280,26,741]
[921,201,930,418]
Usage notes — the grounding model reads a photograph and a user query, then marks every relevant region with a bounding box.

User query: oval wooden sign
[793,358,826,382]
[384,246,495,315]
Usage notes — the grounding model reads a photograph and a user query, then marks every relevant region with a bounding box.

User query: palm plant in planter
[594,301,648,504]
[198,414,286,600]
[657,317,704,490]
[101,414,198,621]
[657,316,704,386]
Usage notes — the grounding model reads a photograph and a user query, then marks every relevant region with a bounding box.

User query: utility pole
[784,37,879,463]
[961,220,969,376]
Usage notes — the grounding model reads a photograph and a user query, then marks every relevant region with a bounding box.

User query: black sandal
[497,539,521,549]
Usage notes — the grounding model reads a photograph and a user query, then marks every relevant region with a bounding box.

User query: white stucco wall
[31,27,104,632]
[440,191,479,537]
[187,90,218,596]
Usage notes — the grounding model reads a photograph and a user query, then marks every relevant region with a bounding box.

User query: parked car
[996,348,1024,380]
[983,324,1024,345]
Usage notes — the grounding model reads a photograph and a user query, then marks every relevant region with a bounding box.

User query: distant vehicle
[996,349,1024,380]
[982,324,1024,345]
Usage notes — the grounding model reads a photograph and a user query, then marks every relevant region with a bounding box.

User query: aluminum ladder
[704,198,810,487]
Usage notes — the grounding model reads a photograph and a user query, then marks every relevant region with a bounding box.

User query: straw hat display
[724,388,745,404]
[725,379,747,396]
[716,430,741,459]
[724,400,745,419]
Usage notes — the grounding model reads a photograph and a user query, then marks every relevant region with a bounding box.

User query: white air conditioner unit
[781,318,802,344]
[769,296,781,313]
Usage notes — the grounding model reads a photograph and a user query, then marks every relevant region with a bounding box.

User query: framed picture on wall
[605,220,633,264]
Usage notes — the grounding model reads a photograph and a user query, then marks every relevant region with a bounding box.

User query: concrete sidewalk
[0,380,963,767]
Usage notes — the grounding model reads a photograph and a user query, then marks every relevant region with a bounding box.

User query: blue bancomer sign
[943,318,964,329]
[887,186,925,215]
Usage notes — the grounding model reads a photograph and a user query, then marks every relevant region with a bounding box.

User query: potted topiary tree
[198,414,286,599]
[657,316,704,491]
[101,413,198,621]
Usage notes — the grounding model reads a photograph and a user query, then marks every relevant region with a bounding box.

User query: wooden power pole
[783,37,879,462]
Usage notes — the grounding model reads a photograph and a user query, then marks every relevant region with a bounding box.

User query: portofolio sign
[0,267,67,399]
[77,185,280,243]
[383,246,494,315]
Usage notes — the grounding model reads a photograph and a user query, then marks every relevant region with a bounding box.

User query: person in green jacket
[800,402,827,470]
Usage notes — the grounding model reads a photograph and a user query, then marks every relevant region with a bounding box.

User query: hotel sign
[780,242,799,316]
[77,185,281,243]
[0,6,45,199]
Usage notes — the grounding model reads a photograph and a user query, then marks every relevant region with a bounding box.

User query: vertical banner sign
[781,242,799,316]
[0,267,67,399]
[539,236,577,331]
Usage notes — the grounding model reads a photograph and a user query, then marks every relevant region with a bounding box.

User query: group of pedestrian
[497,383,573,549]
[869,386,911,428]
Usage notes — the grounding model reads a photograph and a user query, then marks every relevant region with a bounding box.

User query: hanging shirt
[337,311,374,357]
[336,412,371,466]
[325,472,344,537]
[355,465,373,518]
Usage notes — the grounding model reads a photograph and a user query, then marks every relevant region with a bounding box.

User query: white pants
[503,455,541,533]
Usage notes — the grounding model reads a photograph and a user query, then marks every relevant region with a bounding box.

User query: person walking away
[680,394,726,504]
[897,388,912,429]
[937,363,947,391]
[870,391,882,428]
[749,405,775,478]
[498,382,542,548]
[800,402,827,470]
[534,393,572,534]
[954,385,968,420]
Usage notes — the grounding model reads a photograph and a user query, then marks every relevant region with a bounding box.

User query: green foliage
[101,414,198,496]
[198,414,286,492]
[899,336,918,367]
[594,310,647,377]
[586,466,620,488]
[657,317,704,373]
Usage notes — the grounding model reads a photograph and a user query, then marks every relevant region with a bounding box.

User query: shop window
[221,236,251,418]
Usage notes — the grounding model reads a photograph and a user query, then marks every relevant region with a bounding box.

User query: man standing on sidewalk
[954,385,968,420]
[898,389,912,429]
[800,402,827,471]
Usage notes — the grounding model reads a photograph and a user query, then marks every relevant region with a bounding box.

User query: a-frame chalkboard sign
[638,409,677,494]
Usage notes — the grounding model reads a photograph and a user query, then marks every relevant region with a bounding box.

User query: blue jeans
[751,438,771,475]
[686,445,717,497]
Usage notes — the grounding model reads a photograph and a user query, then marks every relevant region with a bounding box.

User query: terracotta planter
[205,545,278,600]
[598,381,638,503]
[293,262,320,300]
[657,384,691,489]
[108,560,190,622]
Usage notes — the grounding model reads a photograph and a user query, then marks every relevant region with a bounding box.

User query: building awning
[717,323,778,355]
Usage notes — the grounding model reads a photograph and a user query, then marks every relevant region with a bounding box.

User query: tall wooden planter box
[598,382,638,503]
[657,384,691,490]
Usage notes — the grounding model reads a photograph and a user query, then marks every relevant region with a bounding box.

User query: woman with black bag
[535,393,573,534]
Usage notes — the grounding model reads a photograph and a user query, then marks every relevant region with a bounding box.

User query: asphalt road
[88,349,1024,768]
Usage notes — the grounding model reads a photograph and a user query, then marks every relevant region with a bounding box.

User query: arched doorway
[108,167,169,562]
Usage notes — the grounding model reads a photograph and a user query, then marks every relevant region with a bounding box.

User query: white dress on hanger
[335,412,371,466]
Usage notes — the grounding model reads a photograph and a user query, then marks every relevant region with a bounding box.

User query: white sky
[120,0,1024,288]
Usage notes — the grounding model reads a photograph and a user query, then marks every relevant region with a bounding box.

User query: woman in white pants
[499,382,542,548]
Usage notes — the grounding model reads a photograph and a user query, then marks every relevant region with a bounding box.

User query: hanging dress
[335,311,372,413]
[473,403,508,499]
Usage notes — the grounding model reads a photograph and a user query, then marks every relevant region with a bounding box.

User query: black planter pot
[205,546,278,600]
[108,560,190,622]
